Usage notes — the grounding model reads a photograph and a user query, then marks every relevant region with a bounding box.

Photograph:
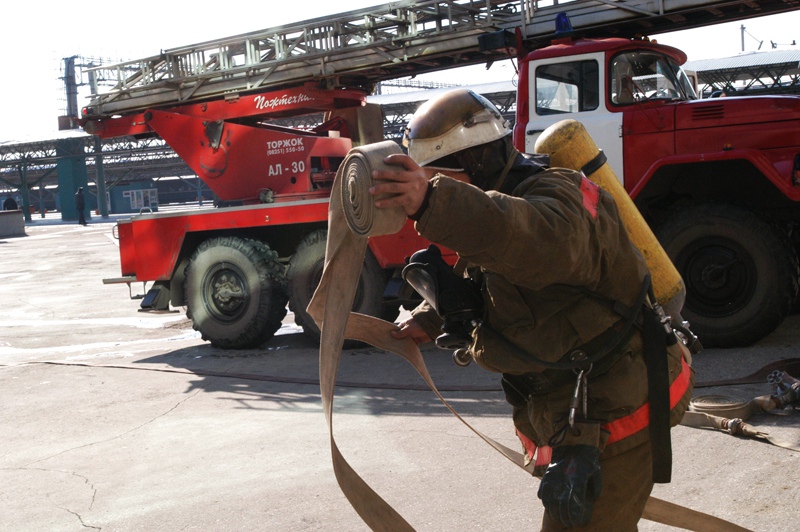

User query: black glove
[537,444,602,528]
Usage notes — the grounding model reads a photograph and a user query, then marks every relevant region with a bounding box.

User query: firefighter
[370,89,694,530]
[75,187,87,226]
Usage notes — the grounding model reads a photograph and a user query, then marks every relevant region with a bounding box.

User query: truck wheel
[184,236,288,349]
[656,203,799,347]
[287,229,399,344]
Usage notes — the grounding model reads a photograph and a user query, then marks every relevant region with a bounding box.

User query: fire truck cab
[513,29,800,347]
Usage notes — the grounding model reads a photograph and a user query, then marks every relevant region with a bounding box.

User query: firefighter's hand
[391,317,432,345]
[371,154,430,217]
[538,444,602,528]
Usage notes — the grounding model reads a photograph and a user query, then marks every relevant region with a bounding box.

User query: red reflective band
[516,428,538,464]
[514,429,553,469]
[580,177,600,219]
[603,357,692,445]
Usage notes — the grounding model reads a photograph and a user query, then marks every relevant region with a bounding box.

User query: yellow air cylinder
[534,119,686,319]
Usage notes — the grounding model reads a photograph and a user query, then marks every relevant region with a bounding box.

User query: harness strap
[544,273,651,372]
[580,149,608,177]
[642,301,675,483]
[502,323,637,397]
[488,147,520,192]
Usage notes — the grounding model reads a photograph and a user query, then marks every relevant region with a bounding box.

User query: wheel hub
[681,239,755,318]
[204,266,248,322]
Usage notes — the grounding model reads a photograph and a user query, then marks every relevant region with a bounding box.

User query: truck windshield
[610,51,697,105]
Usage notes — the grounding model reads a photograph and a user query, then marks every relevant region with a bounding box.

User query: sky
[2,1,800,143]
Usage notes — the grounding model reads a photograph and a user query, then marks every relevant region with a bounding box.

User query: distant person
[3,196,17,210]
[75,187,87,225]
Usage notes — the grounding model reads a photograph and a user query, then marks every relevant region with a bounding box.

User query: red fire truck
[82,1,800,348]
[509,23,800,347]
[83,2,510,349]
[88,84,433,348]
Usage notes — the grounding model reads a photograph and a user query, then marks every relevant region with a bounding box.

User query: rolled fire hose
[307,140,750,531]
[682,392,800,451]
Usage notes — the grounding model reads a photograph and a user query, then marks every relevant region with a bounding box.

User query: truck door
[523,52,625,184]
[610,50,686,189]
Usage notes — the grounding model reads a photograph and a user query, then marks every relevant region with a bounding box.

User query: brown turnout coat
[411,165,692,458]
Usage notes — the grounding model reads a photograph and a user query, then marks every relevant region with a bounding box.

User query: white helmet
[403,89,511,166]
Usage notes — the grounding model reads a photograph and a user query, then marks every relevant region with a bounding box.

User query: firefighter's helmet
[403,89,511,166]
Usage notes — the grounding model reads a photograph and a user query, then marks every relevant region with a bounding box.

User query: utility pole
[741,25,745,52]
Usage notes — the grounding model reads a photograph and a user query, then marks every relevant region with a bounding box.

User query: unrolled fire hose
[307,140,750,532]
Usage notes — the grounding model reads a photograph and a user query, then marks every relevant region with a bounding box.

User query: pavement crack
[23,390,202,468]
[3,467,101,530]
[49,496,102,531]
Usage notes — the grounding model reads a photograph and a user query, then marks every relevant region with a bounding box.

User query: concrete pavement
[1,218,798,531]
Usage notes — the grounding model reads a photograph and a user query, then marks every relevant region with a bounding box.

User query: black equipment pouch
[402,245,484,350]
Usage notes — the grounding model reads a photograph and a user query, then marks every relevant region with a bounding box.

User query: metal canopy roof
[368,79,515,105]
[686,49,800,75]
[685,49,800,94]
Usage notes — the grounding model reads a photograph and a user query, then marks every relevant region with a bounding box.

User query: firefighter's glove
[537,444,602,528]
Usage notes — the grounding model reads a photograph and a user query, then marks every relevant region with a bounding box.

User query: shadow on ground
[132,330,509,419]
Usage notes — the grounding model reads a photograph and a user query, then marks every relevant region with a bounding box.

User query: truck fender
[170,257,189,307]
[630,149,800,202]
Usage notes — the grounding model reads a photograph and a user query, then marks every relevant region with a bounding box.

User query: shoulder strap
[478,274,652,372]
[563,273,651,371]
